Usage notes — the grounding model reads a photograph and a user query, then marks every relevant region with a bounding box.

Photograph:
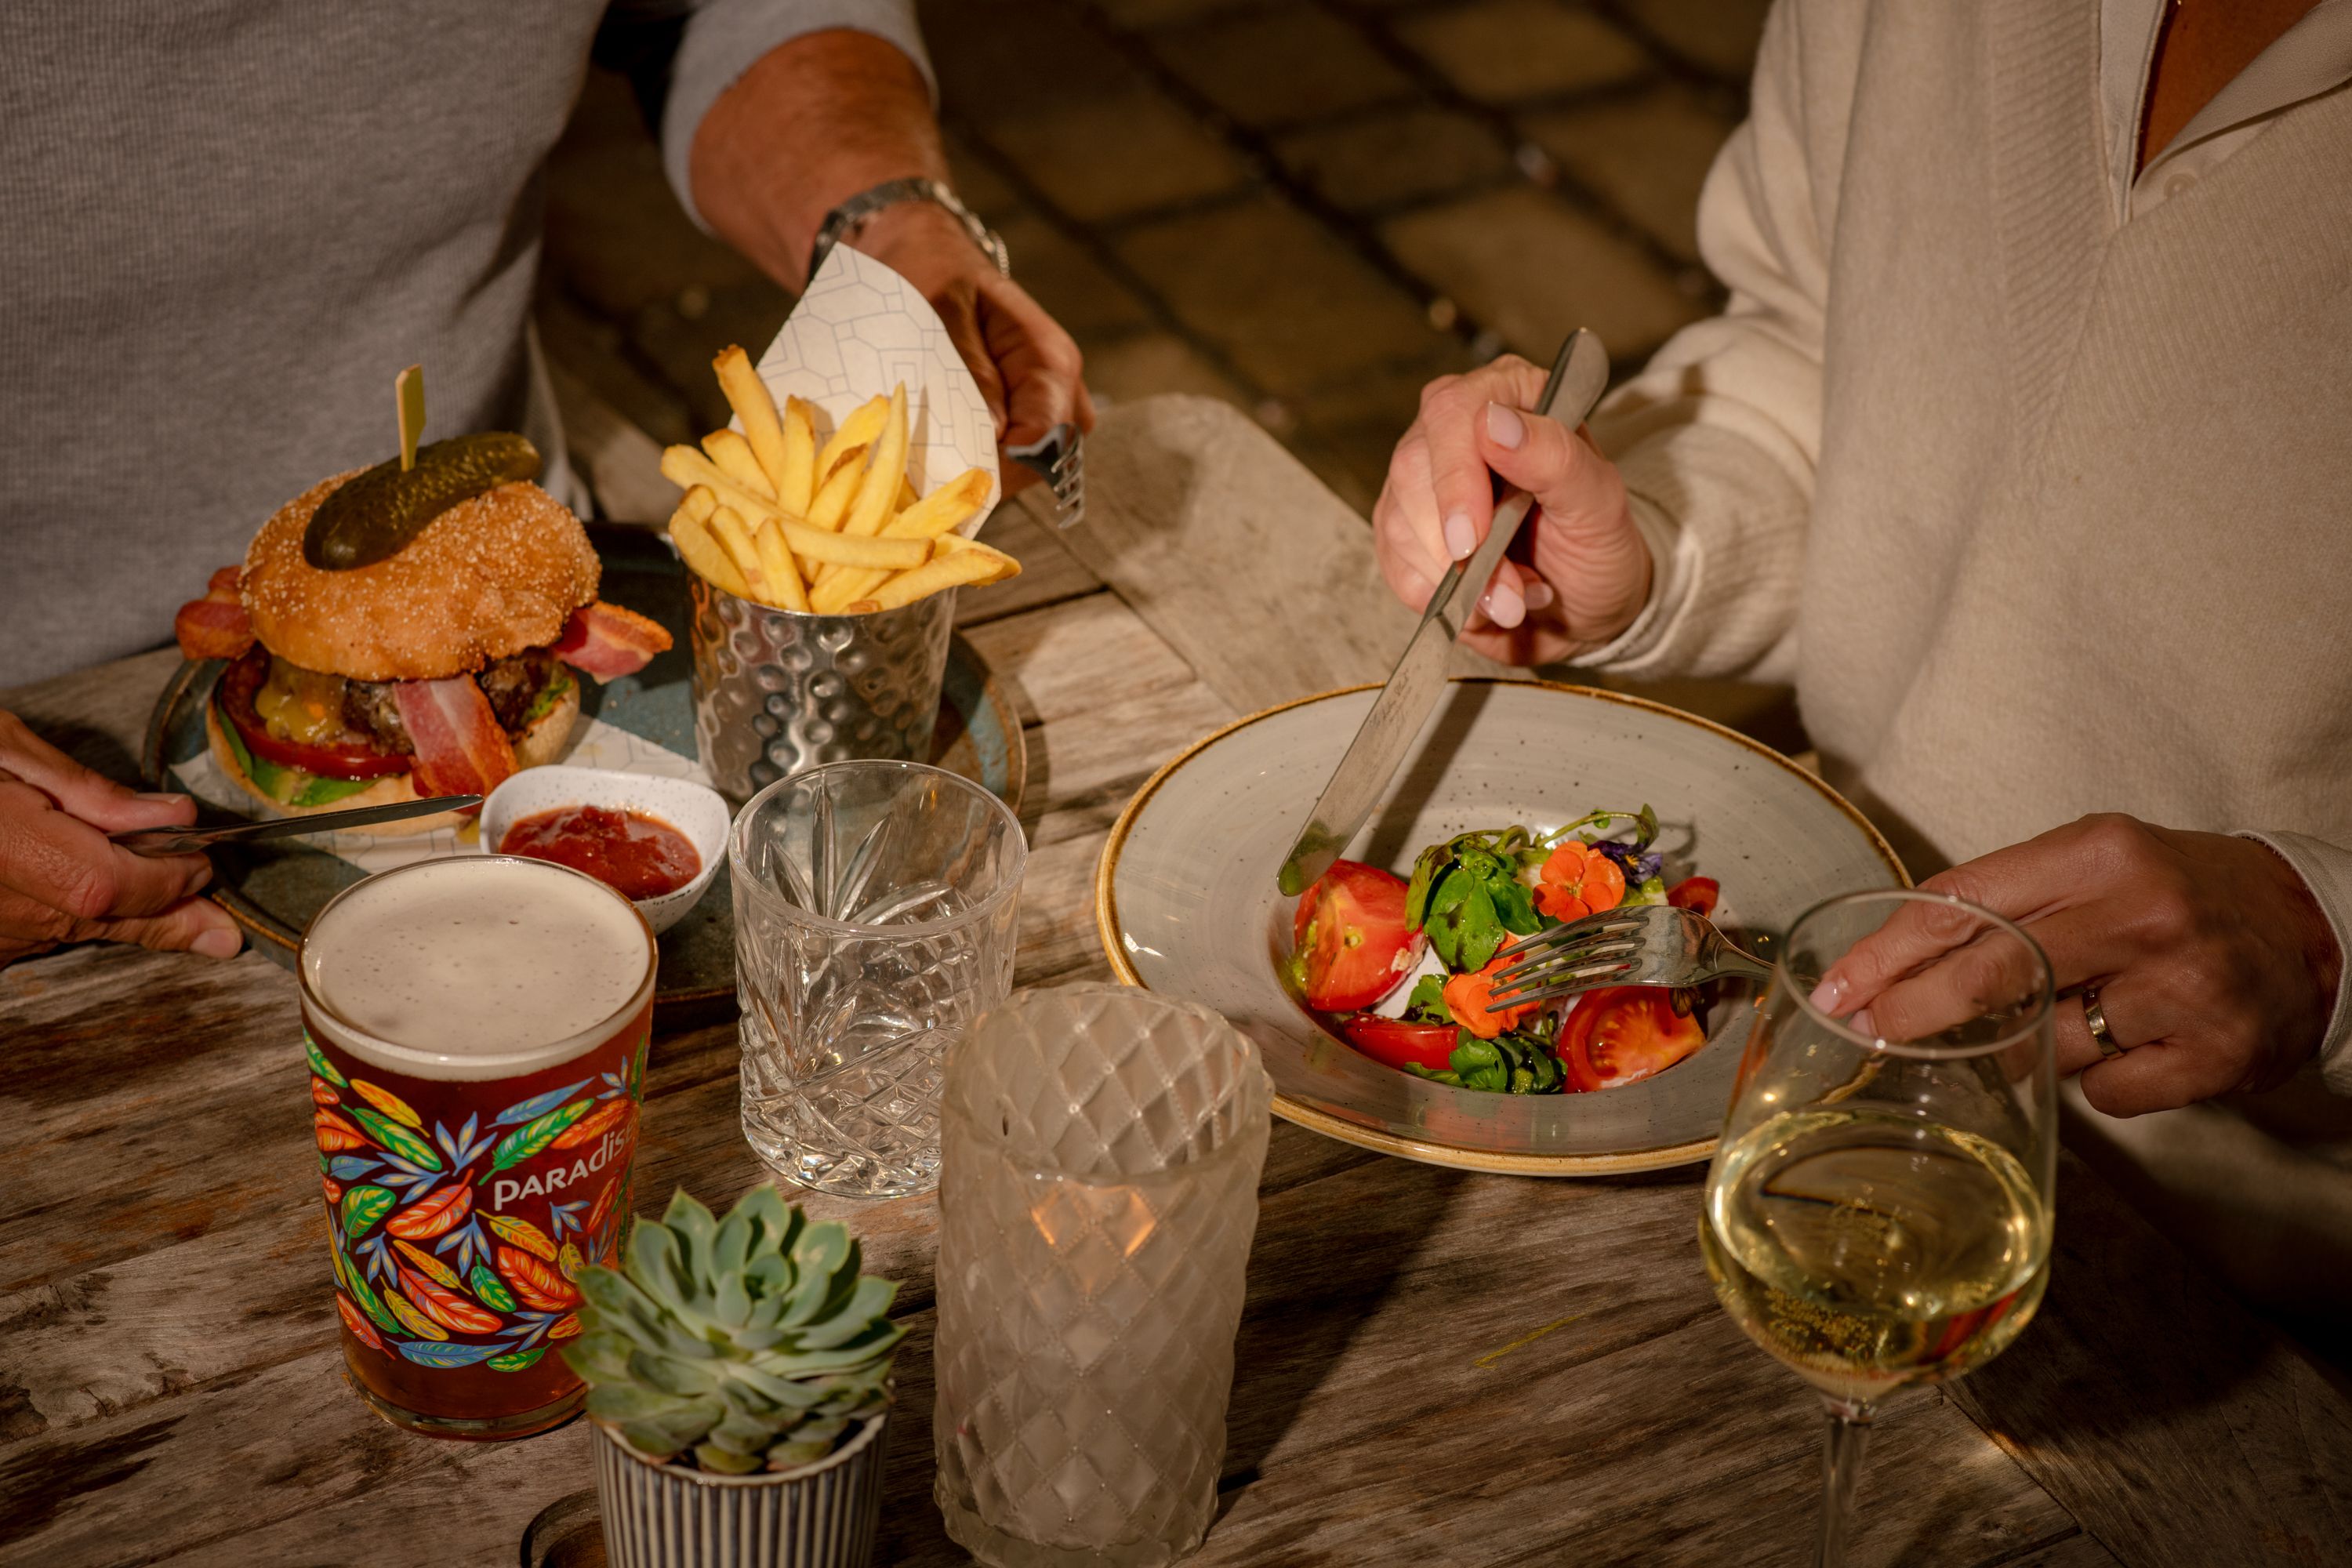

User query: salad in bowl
[1289,807,1722,1096]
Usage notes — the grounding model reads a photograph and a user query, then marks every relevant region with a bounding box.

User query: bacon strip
[174,566,254,662]
[390,677,517,800]
[553,601,671,682]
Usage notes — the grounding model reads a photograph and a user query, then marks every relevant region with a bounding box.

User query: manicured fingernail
[1522,579,1555,612]
[1809,976,1847,1014]
[1849,1007,1878,1040]
[1443,512,1476,561]
[194,928,241,960]
[1485,403,1526,450]
[1484,578,1526,629]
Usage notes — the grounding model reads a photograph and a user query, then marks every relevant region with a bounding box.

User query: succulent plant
[563,1185,902,1474]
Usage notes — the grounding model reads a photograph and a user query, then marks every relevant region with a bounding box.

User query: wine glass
[1700,890,2056,1566]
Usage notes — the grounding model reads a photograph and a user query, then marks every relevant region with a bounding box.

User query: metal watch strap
[806,177,1010,285]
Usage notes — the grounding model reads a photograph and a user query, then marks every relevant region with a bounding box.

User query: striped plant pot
[590,1414,886,1568]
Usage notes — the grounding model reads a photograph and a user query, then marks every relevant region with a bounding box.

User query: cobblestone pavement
[538,0,1766,515]
[537,0,1795,740]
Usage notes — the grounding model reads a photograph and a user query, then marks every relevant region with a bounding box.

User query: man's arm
[662,18,1090,463]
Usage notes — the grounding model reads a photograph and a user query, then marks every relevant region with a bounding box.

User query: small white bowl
[479,766,730,935]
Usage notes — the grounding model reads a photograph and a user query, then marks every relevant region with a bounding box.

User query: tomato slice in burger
[1290,859,1418,1012]
[216,650,410,779]
[1338,1016,1461,1073]
[1560,985,1707,1092]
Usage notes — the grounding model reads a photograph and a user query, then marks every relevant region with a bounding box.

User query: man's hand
[0,711,241,968]
[1373,354,1651,665]
[690,29,1092,498]
[852,201,1094,490]
[1815,815,2343,1116]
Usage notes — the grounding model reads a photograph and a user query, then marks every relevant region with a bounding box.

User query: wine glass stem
[1814,1398,1875,1568]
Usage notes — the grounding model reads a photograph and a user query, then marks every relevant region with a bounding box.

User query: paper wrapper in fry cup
[691,249,996,800]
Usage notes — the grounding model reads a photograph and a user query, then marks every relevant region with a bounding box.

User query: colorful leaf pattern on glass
[305,1033,348,1088]
[393,1239,462,1290]
[385,1181,471,1240]
[487,1214,558,1262]
[479,1101,593,1180]
[347,1107,442,1171]
[311,1032,655,1377]
[398,1268,504,1334]
[349,1079,425,1129]
[496,1244,582,1311]
[314,1107,367,1152]
[470,1264,519,1313]
[339,1185,396,1240]
[550,1098,632,1150]
[385,1287,449,1341]
[337,1294,386,1353]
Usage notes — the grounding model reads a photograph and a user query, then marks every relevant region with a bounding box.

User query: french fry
[882,468,992,539]
[671,510,750,599]
[680,485,718,524]
[706,505,771,600]
[898,474,919,510]
[813,395,889,483]
[701,429,774,501]
[810,567,888,615]
[779,397,816,515]
[662,445,782,528]
[712,346,794,499]
[931,534,1023,584]
[776,521,926,570]
[750,518,810,612]
[840,385,909,539]
[865,547,1020,612]
[806,457,861,532]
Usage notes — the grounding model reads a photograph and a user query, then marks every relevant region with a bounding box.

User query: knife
[1277,328,1610,897]
[109,794,485,857]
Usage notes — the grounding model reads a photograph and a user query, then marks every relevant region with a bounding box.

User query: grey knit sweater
[0,0,924,688]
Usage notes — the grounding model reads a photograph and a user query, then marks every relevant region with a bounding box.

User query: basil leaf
[1492,875,1541,936]
[1454,879,1504,973]
[1404,975,1451,1024]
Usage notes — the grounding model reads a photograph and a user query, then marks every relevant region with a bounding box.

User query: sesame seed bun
[204,681,581,837]
[241,474,600,683]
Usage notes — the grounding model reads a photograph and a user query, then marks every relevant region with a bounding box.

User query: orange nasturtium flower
[1443,942,1541,1040]
[1534,840,1627,923]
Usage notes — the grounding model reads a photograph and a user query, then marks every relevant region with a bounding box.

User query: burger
[172,457,669,834]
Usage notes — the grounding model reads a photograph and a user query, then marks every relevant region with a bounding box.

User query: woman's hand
[1372,354,1652,665]
[1815,815,2343,1116]
[0,710,241,968]
[855,203,1095,495]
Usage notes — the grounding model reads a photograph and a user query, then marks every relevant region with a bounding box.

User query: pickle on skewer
[303,432,541,570]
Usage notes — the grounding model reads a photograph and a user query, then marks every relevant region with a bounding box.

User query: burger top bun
[204,681,583,836]
[241,474,600,683]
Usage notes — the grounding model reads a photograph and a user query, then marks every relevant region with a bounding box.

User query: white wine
[1701,1108,2049,1403]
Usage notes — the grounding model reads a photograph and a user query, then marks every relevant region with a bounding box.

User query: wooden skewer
[395,365,424,472]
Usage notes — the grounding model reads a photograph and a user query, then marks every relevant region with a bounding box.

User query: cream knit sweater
[1580,2,2352,1318]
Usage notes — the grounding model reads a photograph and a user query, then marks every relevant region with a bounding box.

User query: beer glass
[300,855,659,1440]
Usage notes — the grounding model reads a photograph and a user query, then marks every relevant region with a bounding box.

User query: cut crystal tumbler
[731,760,1025,1198]
[933,984,1271,1566]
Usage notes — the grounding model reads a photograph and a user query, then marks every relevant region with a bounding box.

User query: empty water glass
[933,983,1271,1566]
[730,760,1025,1198]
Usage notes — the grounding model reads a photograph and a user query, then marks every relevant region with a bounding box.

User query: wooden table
[4,397,2348,1567]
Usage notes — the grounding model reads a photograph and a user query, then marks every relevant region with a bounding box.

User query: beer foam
[303,857,653,1078]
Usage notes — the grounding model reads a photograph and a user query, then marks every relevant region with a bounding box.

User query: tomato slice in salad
[1560,985,1707,1091]
[1667,876,1720,916]
[1338,1016,1461,1073]
[1290,859,1418,1012]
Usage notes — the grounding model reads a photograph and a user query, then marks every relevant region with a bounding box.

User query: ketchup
[498,805,701,902]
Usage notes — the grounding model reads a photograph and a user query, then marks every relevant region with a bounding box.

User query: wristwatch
[807,178,1010,286]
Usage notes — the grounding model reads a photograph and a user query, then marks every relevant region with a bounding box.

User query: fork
[1483,903,1773,1010]
[1006,423,1083,528]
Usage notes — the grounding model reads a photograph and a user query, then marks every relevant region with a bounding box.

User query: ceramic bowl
[1094,679,1907,1175]
[480,766,730,936]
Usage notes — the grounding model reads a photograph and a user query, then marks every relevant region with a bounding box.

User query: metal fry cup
[689,573,956,805]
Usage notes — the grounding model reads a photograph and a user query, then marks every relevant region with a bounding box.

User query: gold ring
[2083,988,2125,1059]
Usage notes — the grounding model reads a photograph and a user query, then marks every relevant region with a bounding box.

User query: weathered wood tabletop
[4,397,2349,1567]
